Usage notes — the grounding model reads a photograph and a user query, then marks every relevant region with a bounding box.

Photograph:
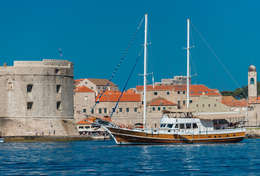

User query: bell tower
[248,65,257,101]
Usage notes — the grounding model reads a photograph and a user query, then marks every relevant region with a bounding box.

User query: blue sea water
[0,139,259,176]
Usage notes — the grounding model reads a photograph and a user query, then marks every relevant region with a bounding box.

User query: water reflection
[0,139,259,176]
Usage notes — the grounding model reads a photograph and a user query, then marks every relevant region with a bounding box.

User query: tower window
[56,85,61,93]
[27,102,33,110]
[250,78,255,85]
[55,68,59,74]
[57,101,61,110]
[27,84,33,93]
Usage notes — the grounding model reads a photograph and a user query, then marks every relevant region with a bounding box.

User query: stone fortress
[0,59,77,136]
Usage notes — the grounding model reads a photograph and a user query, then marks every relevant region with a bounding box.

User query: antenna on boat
[186,18,190,109]
[143,13,148,128]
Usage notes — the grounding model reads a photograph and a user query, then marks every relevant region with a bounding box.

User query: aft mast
[143,14,148,128]
[186,18,190,109]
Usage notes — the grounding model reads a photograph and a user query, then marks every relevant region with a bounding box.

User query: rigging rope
[190,22,246,97]
[110,48,143,117]
[91,16,144,112]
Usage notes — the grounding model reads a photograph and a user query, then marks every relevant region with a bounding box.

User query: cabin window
[167,124,173,128]
[160,124,166,128]
[154,92,158,95]
[175,124,179,128]
[180,123,185,129]
[119,108,122,112]
[186,123,191,129]
[193,123,198,129]
[27,84,33,93]
[250,78,255,84]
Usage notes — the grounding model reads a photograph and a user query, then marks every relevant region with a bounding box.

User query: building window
[154,92,158,95]
[208,104,211,108]
[112,108,115,113]
[152,107,156,111]
[83,109,86,113]
[27,84,33,93]
[27,102,33,110]
[177,91,180,94]
[190,100,192,103]
[104,108,107,114]
[183,91,185,94]
[119,108,122,112]
[214,104,217,107]
[56,101,61,110]
[250,78,255,84]
[55,68,59,74]
[183,100,185,105]
[163,107,166,110]
[202,104,205,108]
[134,108,138,112]
[98,108,102,114]
[91,109,94,114]
[126,108,129,112]
[167,91,170,95]
[56,85,61,93]
[196,104,199,107]
[158,107,161,111]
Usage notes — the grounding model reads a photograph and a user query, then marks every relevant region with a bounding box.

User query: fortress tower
[248,65,257,102]
[0,59,77,136]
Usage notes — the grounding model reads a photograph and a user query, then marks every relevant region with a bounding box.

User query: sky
[0,0,259,91]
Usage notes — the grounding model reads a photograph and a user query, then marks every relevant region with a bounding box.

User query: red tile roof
[74,79,84,86]
[221,96,248,107]
[136,84,221,96]
[75,86,95,93]
[96,90,141,102]
[148,97,177,106]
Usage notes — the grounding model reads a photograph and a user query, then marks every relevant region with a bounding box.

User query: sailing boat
[102,14,246,145]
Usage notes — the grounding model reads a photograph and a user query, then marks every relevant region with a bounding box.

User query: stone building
[74,86,95,121]
[155,75,188,85]
[0,59,77,136]
[135,84,222,110]
[74,78,118,95]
